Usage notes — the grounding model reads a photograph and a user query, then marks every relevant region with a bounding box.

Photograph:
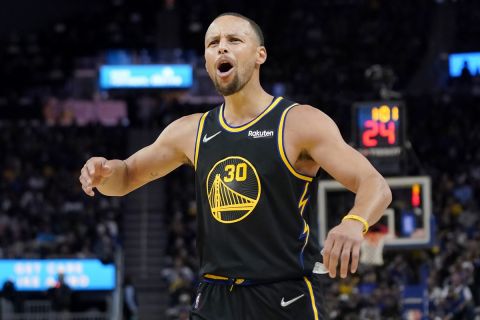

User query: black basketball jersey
[194,96,323,281]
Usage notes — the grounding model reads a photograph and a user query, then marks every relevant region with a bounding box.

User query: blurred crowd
[0,0,479,319]
[455,0,480,53]
[0,0,435,123]
[0,123,125,261]
[161,167,197,319]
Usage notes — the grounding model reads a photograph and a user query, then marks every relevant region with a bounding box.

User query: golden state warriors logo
[206,156,261,223]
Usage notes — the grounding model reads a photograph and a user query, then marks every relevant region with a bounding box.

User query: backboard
[318,176,432,249]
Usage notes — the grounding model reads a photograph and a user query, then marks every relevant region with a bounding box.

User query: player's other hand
[322,219,364,278]
[79,157,113,196]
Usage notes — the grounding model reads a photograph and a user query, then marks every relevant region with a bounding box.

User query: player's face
[204,16,264,96]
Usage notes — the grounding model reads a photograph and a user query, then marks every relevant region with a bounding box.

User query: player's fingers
[86,161,97,177]
[100,164,113,177]
[81,183,95,197]
[328,239,343,278]
[79,174,86,186]
[322,236,334,269]
[340,241,353,278]
[80,167,91,184]
[350,242,361,273]
[79,170,95,196]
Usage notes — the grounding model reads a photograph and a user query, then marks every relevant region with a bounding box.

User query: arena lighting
[411,183,421,208]
[0,259,116,291]
[99,64,193,89]
[448,52,480,77]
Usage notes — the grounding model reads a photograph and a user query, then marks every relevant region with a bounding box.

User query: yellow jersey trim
[194,112,209,170]
[278,105,314,182]
[218,96,283,132]
[204,274,229,280]
[304,277,319,320]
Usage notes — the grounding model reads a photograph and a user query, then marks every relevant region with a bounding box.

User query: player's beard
[213,65,254,96]
[213,72,245,96]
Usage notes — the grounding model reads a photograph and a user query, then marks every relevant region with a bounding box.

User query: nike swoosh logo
[280,294,305,307]
[203,131,221,143]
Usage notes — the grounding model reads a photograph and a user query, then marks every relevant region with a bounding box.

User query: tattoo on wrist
[150,172,159,178]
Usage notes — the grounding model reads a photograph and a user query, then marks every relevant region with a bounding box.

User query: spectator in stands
[442,272,475,319]
[1,278,21,313]
[460,60,473,84]
[123,275,139,320]
[47,272,72,315]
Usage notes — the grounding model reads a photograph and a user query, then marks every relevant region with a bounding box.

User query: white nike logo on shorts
[280,294,305,307]
[203,131,221,143]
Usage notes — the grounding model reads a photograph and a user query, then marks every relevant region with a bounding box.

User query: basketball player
[79,13,392,319]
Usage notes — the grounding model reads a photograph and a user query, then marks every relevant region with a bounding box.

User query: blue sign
[99,64,193,89]
[0,259,116,291]
[449,52,480,77]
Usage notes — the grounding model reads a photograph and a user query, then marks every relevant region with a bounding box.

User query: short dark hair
[215,12,265,46]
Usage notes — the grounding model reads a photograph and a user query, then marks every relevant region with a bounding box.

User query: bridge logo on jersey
[206,156,261,223]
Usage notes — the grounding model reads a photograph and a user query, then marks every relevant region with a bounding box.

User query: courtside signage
[99,64,193,89]
[0,259,116,291]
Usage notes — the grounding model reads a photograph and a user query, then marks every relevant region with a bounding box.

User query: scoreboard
[352,101,406,174]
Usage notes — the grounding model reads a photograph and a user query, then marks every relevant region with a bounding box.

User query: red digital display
[362,120,396,147]
[411,184,421,208]
[355,102,403,149]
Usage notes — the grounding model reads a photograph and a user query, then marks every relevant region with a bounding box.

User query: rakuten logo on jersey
[248,130,274,138]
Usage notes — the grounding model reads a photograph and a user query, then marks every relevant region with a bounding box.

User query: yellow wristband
[342,214,369,235]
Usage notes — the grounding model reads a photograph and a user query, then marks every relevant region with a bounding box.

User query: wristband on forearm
[342,214,369,235]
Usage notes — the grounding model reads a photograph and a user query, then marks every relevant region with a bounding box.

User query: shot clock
[352,101,406,174]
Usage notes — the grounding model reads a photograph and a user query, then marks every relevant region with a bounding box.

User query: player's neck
[223,83,273,126]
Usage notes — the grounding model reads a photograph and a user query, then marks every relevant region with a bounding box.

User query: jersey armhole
[277,105,314,182]
[194,112,209,170]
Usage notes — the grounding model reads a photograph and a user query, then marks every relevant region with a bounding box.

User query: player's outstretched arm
[285,105,392,278]
[79,113,203,197]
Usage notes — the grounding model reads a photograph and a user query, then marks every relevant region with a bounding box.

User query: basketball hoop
[360,232,386,266]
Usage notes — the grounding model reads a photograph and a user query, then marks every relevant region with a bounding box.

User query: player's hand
[322,219,364,278]
[79,157,113,196]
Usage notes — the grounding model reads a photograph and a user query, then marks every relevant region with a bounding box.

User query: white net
[360,232,385,266]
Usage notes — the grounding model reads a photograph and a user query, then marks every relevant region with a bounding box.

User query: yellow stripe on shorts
[303,277,319,320]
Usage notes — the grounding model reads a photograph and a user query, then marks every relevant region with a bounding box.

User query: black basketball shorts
[190,275,326,320]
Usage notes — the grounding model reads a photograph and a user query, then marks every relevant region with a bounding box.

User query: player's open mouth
[216,62,234,78]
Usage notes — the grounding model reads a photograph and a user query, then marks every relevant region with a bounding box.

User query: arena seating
[0,0,479,319]
[0,123,126,260]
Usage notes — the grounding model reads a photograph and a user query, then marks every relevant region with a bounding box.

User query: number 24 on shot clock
[353,101,405,149]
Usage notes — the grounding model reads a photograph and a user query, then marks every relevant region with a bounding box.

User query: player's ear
[256,46,267,65]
